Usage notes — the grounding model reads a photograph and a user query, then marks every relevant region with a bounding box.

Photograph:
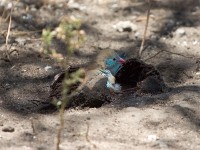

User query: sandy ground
[0,0,200,149]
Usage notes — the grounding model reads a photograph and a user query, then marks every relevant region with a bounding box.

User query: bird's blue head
[105,52,126,76]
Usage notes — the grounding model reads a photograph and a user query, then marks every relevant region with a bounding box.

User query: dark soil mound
[116,58,167,94]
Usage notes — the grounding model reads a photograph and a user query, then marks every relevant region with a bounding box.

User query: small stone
[44,65,52,71]
[86,117,91,120]
[4,83,11,90]
[21,69,27,72]
[192,40,198,45]
[150,35,159,41]
[129,32,140,39]
[6,2,12,9]
[68,0,86,10]
[157,140,169,149]
[30,7,37,11]
[147,134,158,141]
[113,21,137,32]
[174,28,186,37]
[22,14,33,20]
[111,4,118,9]
[15,37,26,45]
[2,126,15,132]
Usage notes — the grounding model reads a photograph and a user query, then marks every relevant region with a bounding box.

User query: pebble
[174,28,186,37]
[134,32,140,39]
[157,140,169,149]
[192,40,198,45]
[30,6,37,12]
[4,83,11,90]
[15,38,26,45]
[68,0,86,10]
[22,14,33,20]
[113,21,137,32]
[150,35,159,41]
[0,1,12,10]
[6,2,12,9]
[182,41,188,46]
[2,126,15,132]
[21,69,27,73]
[147,134,158,141]
[44,65,52,71]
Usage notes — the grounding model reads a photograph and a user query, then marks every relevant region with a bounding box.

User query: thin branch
[139,0,151,58]
[11,30,43,36]
[86,123,97,149]
[143,50,164,61]
[162,49,195,59]
[30,118,36,135]
[5,6,13,61]
[143,49,196,61]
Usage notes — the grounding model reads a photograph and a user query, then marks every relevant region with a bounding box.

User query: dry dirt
[0,0,200,150]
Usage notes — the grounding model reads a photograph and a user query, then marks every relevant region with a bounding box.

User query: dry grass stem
[139,0,151,58]
[86,123,97,149]
[5,7,13,61]
[143,49,196,61]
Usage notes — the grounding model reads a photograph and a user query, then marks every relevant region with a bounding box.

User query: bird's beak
[119,58,126,64]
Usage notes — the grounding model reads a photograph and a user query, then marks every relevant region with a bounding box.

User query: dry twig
[30,118,36,135]
[86,123,97,149]
[5,5,13,61]
[143,49,196,61]
[143,50,164,61]
[139,0,151,58]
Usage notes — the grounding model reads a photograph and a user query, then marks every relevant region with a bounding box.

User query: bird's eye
[113,58,116,61]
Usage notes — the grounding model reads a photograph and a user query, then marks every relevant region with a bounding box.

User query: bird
[46,51,126,108]
[49,50,124,90]
[44,51,168,111]
[99,69,121,92]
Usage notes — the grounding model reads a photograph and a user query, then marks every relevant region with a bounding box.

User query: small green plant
[42,16,86,150]
[42,28,54,54]
[56,68,85,150]
[42,16,86,61]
